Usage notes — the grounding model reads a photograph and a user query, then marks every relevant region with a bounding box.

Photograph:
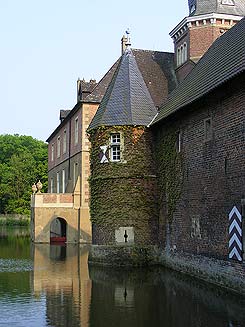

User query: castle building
[32,0,245,293]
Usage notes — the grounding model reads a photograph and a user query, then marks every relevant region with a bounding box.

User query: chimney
[121,35,127,55]
[77,78,82,102]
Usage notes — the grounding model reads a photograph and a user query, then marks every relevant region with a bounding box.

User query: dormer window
[221,0,234,5]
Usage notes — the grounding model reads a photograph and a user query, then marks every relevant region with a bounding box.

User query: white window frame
[50,178,54,193]
[75,117,79,145]
[56,172,60,193]
[177,42,188,67]
[177,131,181,153]
[62,169,65,193]
[51,143,54,162]
[110,133,121,162]
[57,136,61,158]
[63,129,67,154]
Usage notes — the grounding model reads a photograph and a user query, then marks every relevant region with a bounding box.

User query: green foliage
[0,134,48,215]
[88,126,158,243]
[155,129,183,223]
[0,217,30,226]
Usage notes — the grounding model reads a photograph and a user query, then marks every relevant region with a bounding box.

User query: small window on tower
[221,0,234,5]
[110,133,121,162]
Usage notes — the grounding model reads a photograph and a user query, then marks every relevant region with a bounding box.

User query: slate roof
[88,48,158,130]
[190,0,245,17]
[133,49,177,107]
[153,17,245,125]
[84,60,120,103]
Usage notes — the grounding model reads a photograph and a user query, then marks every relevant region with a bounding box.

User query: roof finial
[125,28,131,48]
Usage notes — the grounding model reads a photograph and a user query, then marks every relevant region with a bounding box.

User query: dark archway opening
[50,217,67,243]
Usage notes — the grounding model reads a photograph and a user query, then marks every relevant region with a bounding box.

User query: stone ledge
[159,250,245,296]
[88,245,158,267]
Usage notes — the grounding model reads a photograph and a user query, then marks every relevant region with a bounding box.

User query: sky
[0,0,188,142]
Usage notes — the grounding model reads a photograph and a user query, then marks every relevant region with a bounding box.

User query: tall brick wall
[154,73,245,260]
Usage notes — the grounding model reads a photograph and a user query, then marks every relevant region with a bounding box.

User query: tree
[0,134,48,215]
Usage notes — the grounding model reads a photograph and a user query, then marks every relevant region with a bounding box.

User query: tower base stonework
[88,245,157,267]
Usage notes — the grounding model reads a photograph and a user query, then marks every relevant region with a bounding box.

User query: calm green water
[0,227,245,327]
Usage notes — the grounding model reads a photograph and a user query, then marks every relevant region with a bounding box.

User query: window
[177,42,188,67]
[176,131,181,153]
[75,117,79,145]
[57,172,60,193]
[73,162,78,187]
[204,118,212,141]
[221,0,234,5]
[50,178,54,193]
[63,129,67,154]
[51,144,54,162]
[184,43,187,62]
[62,169,65,193]
[110,133,121,162]
[57,136,61,158]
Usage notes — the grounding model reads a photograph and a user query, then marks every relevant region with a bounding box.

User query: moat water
[0,227,245,327]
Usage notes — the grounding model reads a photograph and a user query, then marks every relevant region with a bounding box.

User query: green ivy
[154,129,183,224]
[87,126,158,231]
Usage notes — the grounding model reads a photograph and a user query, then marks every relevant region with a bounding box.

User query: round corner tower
[87,48,159,266]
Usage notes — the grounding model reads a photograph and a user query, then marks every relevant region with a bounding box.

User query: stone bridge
[31,177,91,243]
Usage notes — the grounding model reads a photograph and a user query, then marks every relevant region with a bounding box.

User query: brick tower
[170,0,245,81]
[87,47,159,266]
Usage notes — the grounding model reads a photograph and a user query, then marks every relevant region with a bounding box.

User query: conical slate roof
[88,48,157,130]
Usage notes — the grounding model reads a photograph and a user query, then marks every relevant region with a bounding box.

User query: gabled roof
[153,17,245,125]
[88,48,158,130]
[190,0,245,17]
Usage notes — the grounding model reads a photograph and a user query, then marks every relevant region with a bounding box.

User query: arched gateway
[30,177,92,244]
[50,217,67,243]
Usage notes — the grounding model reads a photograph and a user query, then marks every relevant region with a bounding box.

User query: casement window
[62,169,65,193]
[50,178,54,193]
[75,117,79,145]
[63,129,67,154]
[204,118,212,141]
[57,136,61,158]
[51,143,54,162]
[110,133,121,162]
[56,172,60,193]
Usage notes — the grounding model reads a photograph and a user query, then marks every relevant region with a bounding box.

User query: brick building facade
[32,0,245,294]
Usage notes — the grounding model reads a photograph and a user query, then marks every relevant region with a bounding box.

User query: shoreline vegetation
[0,215,30,227]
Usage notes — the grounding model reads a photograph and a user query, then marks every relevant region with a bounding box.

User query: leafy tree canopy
[0,134,48,215]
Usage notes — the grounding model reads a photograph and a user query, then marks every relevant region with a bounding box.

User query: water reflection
[0,229,245,327]
[89,266,245,327]
[32,244,91,327]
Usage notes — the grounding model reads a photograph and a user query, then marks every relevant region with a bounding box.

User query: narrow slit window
[57,136,61,158]
[204,118,212,141]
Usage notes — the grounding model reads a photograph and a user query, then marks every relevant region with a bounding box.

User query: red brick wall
[154,74,245,260]
[189,25,222,61]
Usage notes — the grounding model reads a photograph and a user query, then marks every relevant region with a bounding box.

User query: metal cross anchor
[124,230,128,243]
[99,145,109,163]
